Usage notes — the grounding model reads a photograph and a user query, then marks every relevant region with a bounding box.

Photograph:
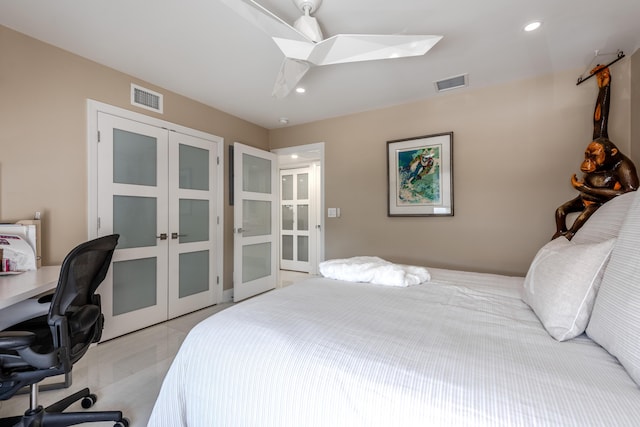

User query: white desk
[0,266,61,310]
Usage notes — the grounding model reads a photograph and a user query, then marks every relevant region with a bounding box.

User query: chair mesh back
[49,235,119,362]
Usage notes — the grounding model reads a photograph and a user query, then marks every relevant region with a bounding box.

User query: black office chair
[0,234,129,427]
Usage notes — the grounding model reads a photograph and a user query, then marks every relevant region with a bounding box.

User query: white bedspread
[318,256,430,286]
[148,268,640,426]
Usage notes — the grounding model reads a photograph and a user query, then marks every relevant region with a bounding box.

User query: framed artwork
[387,132,453,216]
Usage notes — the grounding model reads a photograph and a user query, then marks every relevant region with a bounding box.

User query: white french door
[95,110,219,340]
[97,113,169,340]
[233,142,278,302]
[280,167,314,272]
[167,131,218,318]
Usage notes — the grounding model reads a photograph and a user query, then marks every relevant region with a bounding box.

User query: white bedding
[148,268,640,426]
[318,256,431,286]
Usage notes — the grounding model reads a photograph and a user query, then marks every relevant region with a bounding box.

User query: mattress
[148,268,640,426]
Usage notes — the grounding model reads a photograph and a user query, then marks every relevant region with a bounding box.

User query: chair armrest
[0,331,35,351]
[38,292,54,304]
[0,330,60,369]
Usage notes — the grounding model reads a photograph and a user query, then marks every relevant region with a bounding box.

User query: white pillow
[572,191,635,244]
[587,190,640,386]
[522,237,615,341]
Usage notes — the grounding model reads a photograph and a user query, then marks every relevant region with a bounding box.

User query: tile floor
[0,270,309,426]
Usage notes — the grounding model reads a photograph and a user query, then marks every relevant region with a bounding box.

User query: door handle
[234,228,244,234]
[157,233,168,240]
[171,233,187,239]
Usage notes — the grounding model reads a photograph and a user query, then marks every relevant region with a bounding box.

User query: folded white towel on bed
[319,256,430,287]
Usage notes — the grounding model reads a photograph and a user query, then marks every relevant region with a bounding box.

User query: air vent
[434,74,468,92]
[131,84,163,113]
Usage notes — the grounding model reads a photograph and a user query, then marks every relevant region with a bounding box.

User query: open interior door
[233,142,278,301]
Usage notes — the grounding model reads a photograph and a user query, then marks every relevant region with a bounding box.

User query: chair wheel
[81,393,97,409]
[114,418,130,427]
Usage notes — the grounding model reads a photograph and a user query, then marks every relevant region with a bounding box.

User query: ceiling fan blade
[307,34,443,66]
[219,0,311,43]
[272,58,311,98]
[271,38,314,62]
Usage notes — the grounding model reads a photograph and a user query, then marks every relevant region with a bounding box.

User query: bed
[148,190,640,426]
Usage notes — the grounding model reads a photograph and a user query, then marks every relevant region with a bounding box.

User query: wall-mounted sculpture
[553,65,639,240]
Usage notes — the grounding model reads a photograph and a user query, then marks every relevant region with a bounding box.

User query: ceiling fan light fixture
[524,21,542,32]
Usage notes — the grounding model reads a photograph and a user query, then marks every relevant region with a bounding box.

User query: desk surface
[0,266,61,310]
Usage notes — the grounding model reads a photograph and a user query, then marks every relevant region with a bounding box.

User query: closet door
[167,131,217,318]
[97,112,169,341]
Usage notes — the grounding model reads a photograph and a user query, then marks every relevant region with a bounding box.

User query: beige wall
[0,26,269,289]
[270,59,634,276]
[2,24,637,288]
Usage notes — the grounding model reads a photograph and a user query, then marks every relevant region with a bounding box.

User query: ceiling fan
[220,0,443,98]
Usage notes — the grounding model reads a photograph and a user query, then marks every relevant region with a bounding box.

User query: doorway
[273,143,324,276]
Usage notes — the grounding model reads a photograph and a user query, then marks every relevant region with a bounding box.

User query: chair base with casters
[0,383,129,427]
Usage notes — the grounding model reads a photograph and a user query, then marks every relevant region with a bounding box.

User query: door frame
[272,142,325,276]
[86,99,225,304]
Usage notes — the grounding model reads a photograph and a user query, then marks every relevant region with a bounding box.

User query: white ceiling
[1,0,639,129]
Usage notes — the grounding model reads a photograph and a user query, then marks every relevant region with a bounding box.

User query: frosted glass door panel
[282,235,293,260]
[242,243,272,283]
[298,236,309,262]
[297,173,309,199]
[113,195,157,249]
[179,251,209,298]
[282,174,294,200]
[243,200,271,237]
[282,205,294,230]
[243,154,272,194]
[297,205,309,231]
[113,129,157,186]
[179,144,209,190]
[112,258,157,316]
[179,199,209,243]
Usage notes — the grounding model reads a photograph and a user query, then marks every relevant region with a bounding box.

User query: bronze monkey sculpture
[553,137,638,239]
[553,65,638,240]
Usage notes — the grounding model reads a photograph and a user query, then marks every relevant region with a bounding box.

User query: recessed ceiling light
[295,87,306,94]
[291,154,299,159]
[279,117,289,125]
[524,21,542,32]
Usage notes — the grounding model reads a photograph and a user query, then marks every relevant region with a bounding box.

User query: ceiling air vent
[434,74,468,92]
[131,84,163,113]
